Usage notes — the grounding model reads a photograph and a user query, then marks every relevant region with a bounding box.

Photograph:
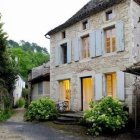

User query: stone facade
[31,81,50,100]
[49,0,140,117]
[28,62,50,102]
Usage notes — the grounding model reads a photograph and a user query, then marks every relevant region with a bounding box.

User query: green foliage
[83,97,128,136]
[0,14,18,108]
[25,97,58,121]
[16,97,25,108]
[9,40,50,80]
[0,109,13,122]
[22,88,29,108]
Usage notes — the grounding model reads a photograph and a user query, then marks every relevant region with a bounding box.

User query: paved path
[0,109,137,140]
[0,109,91,140]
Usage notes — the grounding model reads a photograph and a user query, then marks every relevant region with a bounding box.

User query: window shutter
[55,45,60,66]
[89,31,96,58]
[95,74,103,101]
[73,38,80,61]
[96,29,102,56]
[67,41,72,63]
[116,21,124,52]
[117,71,125,101]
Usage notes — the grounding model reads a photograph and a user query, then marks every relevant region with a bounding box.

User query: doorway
[59,80,70,111]
[81,77,93,110]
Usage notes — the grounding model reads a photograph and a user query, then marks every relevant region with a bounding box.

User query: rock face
[48,0,140,119]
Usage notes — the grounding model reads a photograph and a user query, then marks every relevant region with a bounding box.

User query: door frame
[81,76,92,111]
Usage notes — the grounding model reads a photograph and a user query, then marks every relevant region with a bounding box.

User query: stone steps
[54,112,83,125]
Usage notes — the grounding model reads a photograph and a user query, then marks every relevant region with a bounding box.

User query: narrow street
[0,109,92,140]
[0,109,137,140]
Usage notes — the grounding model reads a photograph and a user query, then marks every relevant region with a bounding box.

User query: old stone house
[45,0,140,118]
[28,62,50,102]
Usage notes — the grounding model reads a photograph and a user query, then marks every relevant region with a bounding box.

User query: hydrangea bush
[25,97,58,121]
[83,97,128,136]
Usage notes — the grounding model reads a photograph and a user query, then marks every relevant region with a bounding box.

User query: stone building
[45,0,140,117]
[28,62,50,102]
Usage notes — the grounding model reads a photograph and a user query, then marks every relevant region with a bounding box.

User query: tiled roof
[46,0,125,36]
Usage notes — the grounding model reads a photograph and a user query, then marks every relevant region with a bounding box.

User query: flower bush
[25,97,58,121]
[83,97,128,136]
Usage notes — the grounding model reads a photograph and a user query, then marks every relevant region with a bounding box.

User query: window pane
[106,73,116,98]
[106,30,111,53]
[106,75,112,96]
[82,36,89,58]
[112,28,116,52]
[38,82,43,94]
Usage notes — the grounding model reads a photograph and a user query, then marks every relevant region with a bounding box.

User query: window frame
[60,43,67,64]
[104,26,116,53]
[82,20,88,30]
[62,31,66,39]
[81,35,90,59]
[106,10,113,21]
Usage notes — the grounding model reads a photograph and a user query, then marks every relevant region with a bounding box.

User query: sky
[0,0,89,52]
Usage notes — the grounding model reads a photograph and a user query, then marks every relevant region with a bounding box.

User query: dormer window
[82,20,88,30]
[106,10,113,21]
[62,31,66,39]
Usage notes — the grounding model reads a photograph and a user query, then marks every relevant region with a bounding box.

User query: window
[81,36,90,59]
[62,31,66,39]
[61,43,67,64]
[82,20,88,30]
[106,73,116,97]
[38,82,43,94]
[105,27,116,53]
[106,10,113,21]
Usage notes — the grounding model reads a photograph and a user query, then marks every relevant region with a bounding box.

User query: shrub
[25,97,58,121]
[0,109,13,122]
[83,97,128,136]
[16,97,25,108]
[22,88,29,108]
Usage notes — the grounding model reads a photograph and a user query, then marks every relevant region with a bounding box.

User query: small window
[61,43,67,64]
[62,31,66,39]
[106,10,113,21]
[81,35,90,59]
[82,20,88,30]
[106,73,116,98]
[105,27,116,53]
[38,82,43,94]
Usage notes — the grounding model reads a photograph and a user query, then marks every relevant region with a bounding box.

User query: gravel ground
[0,109,138,140]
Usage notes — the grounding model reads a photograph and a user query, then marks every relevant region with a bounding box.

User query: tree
[0,14,18,108]
[10,42,49,80]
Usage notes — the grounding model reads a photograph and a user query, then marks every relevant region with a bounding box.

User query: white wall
[13,75,25,105]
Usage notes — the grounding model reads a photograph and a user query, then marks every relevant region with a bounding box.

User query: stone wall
[130,0,140,63]
[32,81,50,100]
[49,0,136,116]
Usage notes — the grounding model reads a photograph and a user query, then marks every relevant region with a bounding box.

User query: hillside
[8,40,50,80]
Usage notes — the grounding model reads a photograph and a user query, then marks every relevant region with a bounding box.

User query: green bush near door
[83,97,128,136]
[25,97,58,121]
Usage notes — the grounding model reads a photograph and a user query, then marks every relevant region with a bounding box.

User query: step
[54,116,79,125]
[60,113,83,119]
[57,116,77,122]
